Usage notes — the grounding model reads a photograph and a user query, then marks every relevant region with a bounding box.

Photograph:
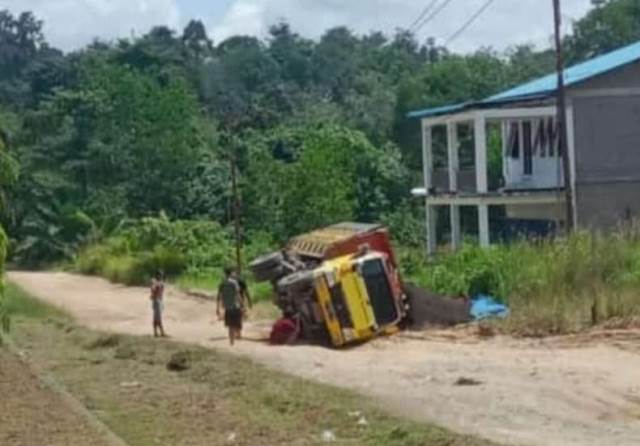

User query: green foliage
[4,52,214,263]
[567,0,640,62]
[380,201,425,248]
[74,214,235,285]
[0,225,8,334]
[407,230,640,334]
[73,214,278,296]
[244,125,407,241]
[0,113,17,338]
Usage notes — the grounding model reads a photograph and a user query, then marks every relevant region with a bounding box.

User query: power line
[553,0,575,232]
[413,0,456,35]
[445,0,495,45]
[409,0,439,31]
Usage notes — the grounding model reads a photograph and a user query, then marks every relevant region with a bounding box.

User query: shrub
[137,246,187,278]
[72,214,274,287]
[102,255,142,285]
[406,229,640,334]
[74,244,111,275]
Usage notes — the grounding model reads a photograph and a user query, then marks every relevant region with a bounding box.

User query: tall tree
[0,10,46,106]
[567,0,640,62]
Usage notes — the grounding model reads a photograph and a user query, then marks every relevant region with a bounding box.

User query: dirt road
[9,271,640,446]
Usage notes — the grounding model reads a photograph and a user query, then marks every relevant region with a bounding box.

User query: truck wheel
[277,270,314,294]
[249,251,284,282]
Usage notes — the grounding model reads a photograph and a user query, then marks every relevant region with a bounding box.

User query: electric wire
[413,0,456,35]
[445,0,496,45]
[408,0,439,31]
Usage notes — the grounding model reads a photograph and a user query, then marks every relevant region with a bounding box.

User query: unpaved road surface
[10,271,640,446]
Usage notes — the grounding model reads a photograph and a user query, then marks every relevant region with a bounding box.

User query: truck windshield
[361,259,398,326]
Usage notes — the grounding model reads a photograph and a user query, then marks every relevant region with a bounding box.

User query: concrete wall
[571,61,640,91]
[573,95,640,182]
[506,203,565,221]
[571,64,640,229]
[575,183,637,229]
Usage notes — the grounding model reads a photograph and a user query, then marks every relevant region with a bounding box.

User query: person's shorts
[224,308,243,330]
[152,299,163,324]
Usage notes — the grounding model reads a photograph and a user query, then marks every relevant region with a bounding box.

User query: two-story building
[409,41,640,255]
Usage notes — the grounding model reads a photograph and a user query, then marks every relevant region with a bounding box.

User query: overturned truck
[249,223,408,347]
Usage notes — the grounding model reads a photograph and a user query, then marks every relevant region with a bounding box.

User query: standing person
[150,270,166,338]
[235,270,252,340]
[216,267,244,345]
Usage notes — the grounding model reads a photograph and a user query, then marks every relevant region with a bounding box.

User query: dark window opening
[329,284,353,328]
[534,120,547,157]
[523,121,533,175]
[361,259,398,326]
[547,118,558,157]
[508,122,520,159]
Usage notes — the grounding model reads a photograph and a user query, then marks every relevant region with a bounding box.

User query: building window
[523,121,533,175]
[547,118,558,157]
[534,119,548,157]
[508,122,520,158]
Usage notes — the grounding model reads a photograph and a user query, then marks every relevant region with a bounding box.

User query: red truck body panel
[287,222,398,267]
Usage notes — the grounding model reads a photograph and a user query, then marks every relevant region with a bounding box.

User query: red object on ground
[270,318,298,345]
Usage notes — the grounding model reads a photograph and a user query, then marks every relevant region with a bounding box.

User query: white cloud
[210,0,593,52]
[3,0,595,53]
[2,0,181,51]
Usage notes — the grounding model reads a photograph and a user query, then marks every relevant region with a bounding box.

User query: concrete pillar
[422,120,433,192]
[474,115,488,193]
[478,205,490,247]
[450,205,461,250]
[422,121,437,255]
[474,115,490,247]
[426,204,437,255]
[447,122,459,192]
[447,122,461,250]
[566,104,578,228]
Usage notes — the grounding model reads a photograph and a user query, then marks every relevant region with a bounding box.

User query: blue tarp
[470,295,510,320]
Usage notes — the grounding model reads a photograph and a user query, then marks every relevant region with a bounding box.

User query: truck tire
[249,251,284,282]
[277,270,314,294]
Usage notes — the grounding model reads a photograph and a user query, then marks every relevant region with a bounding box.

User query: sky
[1,0,594,53]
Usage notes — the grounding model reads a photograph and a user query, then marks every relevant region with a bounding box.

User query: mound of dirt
[404,283,471,329]
[85,334,121,350]
[167,351,191,372]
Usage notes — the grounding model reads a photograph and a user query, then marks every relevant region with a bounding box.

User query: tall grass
[71,215,277,301]
[403,228,640,335]
[3,282,67,321]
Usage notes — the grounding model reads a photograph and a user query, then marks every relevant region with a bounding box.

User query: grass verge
[4,282,68,320]
[6,283,498,446]
[402,230,640,336]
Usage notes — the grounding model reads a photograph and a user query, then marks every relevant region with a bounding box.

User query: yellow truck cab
[250,223,406,347]
[312,252,402,346]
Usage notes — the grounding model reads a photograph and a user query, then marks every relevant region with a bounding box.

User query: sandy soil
[0,349,111,446]
[9,271,640,446]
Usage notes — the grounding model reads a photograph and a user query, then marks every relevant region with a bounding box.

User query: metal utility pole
[229,145,242,274]
[553,0,575,232]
